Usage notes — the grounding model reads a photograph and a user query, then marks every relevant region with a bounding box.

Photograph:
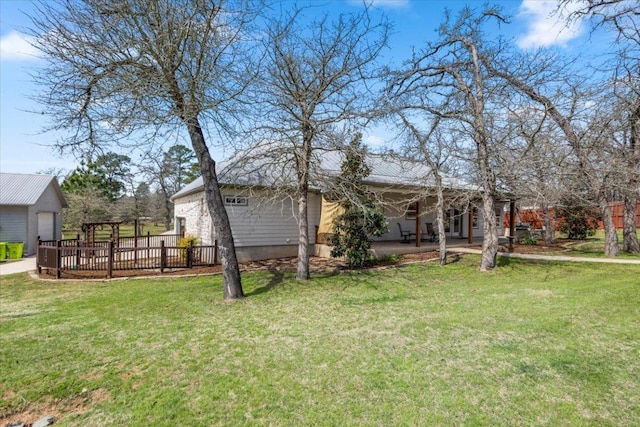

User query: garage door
[38,212,55,241]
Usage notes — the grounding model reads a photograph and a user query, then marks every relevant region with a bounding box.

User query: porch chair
[425,222,439,243]
[397,223,415,243]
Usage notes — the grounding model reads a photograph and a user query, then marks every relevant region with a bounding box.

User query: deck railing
[37,236,217,279]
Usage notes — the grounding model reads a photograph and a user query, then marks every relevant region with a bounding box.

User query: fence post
[56,239,61,279]
[36,236,41,274]
[214,239,218,265]
[160,240,166,273]
[147,231,151,260]
[75,238,81,268]
[134,228,138,266]
[187,240,193,269]
[107,240,114,279]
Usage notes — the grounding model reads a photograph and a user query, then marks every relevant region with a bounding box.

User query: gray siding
[0,206,28,245]
[174,189,321,248]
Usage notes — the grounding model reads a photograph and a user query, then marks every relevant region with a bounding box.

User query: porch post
[509,199,516,252]
[468,207,474,244]
[415,200,421,247]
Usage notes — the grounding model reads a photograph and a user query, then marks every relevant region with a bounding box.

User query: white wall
[27,182,65,255]
[174,189,322,248]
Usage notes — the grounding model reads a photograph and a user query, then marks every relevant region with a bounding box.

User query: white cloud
[0,31,40,61]
[364,134,386,147]
[516,0,584,49]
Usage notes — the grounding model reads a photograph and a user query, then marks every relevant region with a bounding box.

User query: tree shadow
[244,266,286,297]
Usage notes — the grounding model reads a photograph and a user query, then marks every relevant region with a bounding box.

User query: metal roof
[171,147,478,201]
[0,173,68,207]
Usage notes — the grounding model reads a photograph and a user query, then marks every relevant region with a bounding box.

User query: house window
[224,195,248,206]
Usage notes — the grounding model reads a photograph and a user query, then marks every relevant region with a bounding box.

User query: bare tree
[558,0,640,252]
[481,51,624,256]
[253,4,389,280]
[388,6,511,271]
[394,115,451,265]
[29,0,263,299]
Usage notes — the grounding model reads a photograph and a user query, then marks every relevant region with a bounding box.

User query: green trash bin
[7,242,24,259]
[0,242,7,260]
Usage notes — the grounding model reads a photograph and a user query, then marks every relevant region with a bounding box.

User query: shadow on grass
[244,267,287,297]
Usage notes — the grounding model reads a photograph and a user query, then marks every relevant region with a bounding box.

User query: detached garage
[0,173,68,256]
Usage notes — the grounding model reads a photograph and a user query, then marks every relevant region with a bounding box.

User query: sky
[0,0,608,177]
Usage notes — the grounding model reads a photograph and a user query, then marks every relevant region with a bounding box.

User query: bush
[520,237,538,245]
[557,209,599,240]
[178,235,198,260]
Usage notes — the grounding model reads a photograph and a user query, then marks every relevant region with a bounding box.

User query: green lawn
[1,255,639,426]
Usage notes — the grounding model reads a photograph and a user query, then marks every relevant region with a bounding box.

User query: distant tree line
[59,145,199,232]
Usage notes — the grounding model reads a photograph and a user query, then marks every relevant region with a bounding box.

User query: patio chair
[425,222,439,242]
[397,223,415,243]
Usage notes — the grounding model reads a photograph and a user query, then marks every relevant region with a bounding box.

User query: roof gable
[0,173,68,207]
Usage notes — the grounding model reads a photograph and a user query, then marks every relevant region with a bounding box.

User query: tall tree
[142,144,200,230]
[482,52,623,256]
[30,0,262,299]
[558,0,640,252]
[254,4,389,280]
[389,6,509,271]
[327,133,387,268]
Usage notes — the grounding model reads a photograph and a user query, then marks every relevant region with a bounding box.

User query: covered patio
[315,235,505,259]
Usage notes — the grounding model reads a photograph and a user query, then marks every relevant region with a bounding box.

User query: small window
[224,195,248,206]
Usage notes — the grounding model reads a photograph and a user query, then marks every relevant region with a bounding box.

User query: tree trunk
[543,204,555,245]
[186,119,243,300]
[297,189,310,280]
[480,193,498,271]
[599,196,619,257]
[622,194,640,253]
[435,176,447,265]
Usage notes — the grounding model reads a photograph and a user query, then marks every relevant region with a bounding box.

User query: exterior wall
[0,206,28,246]
[26,182,65,255]
[173,187,504,261]
[174,189,322,261]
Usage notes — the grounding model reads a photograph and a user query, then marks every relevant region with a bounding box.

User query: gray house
[0,173,68,256]
[172,148,504,262]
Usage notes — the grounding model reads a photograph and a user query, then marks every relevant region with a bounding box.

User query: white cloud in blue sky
[516,0,584,49]
[0,30,40,62]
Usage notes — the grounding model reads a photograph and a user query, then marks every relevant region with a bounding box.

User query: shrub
[178,235,198,260]
[521,237,538,245]
[557,209,599,240]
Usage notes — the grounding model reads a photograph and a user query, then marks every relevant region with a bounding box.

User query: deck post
[107,240,114,279]
[214,240,218,265]
[415,201,421,247]
[187,240,193,268]
[56,239,61,279]
[468,208,474,244]
[160,240,166,273]
[75,239,81,268]
[36,236,41,274]
[509,199,516,253]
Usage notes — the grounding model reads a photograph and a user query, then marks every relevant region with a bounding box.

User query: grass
[553,230,640,259]
[1,255,640,425]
